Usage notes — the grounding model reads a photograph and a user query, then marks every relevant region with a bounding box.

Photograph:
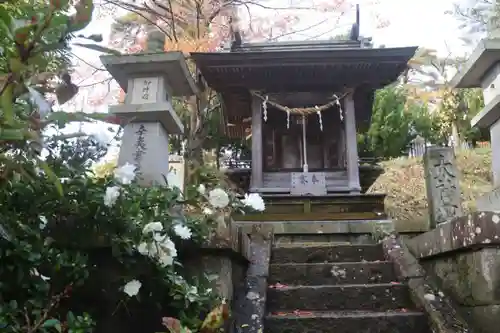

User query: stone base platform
[234,193,387,222]
[234,219,395,245]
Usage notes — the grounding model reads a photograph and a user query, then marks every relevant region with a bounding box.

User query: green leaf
[8,300,17,309]
[42,318,62,332]
[0,128,24,140]
[0,7,13,38]
[1,82,14,124]
[72,43,121,56]
[37,159,63,196]
[66,311,76,324]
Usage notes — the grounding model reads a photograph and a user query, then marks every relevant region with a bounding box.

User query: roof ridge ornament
[349,4,360,42]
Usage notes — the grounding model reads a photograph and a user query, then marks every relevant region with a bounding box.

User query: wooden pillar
[250,96,263,192]
[344,93,361,193]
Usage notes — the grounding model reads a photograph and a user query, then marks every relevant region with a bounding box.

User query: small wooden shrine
[191,19,416,220]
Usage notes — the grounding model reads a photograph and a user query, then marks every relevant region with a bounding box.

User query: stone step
[266,283,413,312]
[275,241,353,248]
[271,244,385,264]
[265,310,430,333]
[269,261,397,285]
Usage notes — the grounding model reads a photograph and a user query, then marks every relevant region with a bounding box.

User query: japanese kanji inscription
[424,147,463,228]
[291,172,327,196]
[130,77,159,104]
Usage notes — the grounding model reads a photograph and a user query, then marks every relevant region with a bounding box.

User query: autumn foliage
[162,300,230,333]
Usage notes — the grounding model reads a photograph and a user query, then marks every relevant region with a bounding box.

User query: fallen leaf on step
[269,283,287,289]
[292,310,313,316]
[272,312,288,316]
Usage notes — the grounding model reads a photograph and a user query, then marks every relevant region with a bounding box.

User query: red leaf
[269,283,287,289]
[292,310,313,316]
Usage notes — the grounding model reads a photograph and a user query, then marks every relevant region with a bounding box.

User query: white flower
[242,193,266,212]
[157,237,177,266]
[142,222,163,235]
[90,129,110,147]
[153,232,166,242]
[123,279,142,297]
[104,186,121,207]
[159,237,177,256]
[137,242,154,256]
[114,163,136,185]
[31,268,50,281]
[173,224,192,240]
[186,285,198,302]
[158,250,175,266]
[203,207,214,215]
[208,188,230,209]
[197,184,206,195]
[39,215,48,230]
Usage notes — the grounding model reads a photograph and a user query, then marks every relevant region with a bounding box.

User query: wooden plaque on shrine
[291,172,327,196]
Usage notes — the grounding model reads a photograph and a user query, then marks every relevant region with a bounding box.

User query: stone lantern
[101,51,198,185]
[451,39,500,210]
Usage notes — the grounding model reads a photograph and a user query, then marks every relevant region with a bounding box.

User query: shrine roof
[191,43,417,91]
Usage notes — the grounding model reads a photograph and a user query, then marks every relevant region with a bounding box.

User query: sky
[59,0,475,162]
[366,0,465,55]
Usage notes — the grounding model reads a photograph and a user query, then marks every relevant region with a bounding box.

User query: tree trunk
[451,121,461,153]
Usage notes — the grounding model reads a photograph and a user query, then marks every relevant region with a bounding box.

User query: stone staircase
[264,243,432,333]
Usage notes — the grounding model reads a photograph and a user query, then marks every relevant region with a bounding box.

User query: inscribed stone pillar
[424,146,463,228]
[100,52,197,185]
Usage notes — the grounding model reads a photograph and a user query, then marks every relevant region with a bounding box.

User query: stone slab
[382,235,426,280]
[266,283,413,312]
[269,261,397,285]
[462,304,500,333]
[270,244,386,264]
[423,248,500,306]
[109,102,184,135]
[265,311,430,333]
[407,212,500,259]
[234,220,394,235]
[100,51,198,97]
[451,38,500,89]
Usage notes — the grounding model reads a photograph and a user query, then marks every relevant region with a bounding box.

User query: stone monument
[167,154,185,191]
[423,146,463,228]
[101,52,197,185]
[451,38,500,210]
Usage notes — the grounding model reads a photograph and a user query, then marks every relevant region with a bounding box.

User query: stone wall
[406,212,500,333]
[382,234,471,333]
[180,218,250,333]
[233,224,273,333]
